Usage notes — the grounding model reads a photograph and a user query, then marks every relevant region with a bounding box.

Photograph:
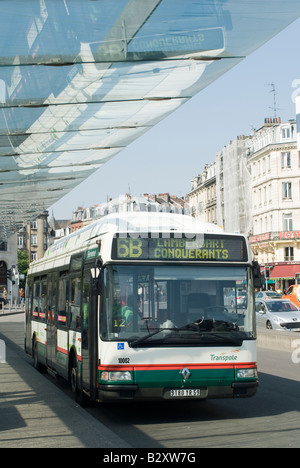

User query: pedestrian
[19,288,25,306]
[3,288,7,300]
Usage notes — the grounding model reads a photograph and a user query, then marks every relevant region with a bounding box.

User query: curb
[257,329,299,352]
[0,310,25,317]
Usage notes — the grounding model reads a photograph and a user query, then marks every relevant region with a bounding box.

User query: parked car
[282,285,300,308]
[255,299,300,331]
[255,291,282,300]
[224,290,246,308]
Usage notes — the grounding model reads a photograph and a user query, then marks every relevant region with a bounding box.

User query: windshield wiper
[128,326,245,348]
[197,331,244,346]
[128,327,178,348]
[179,319,240,332]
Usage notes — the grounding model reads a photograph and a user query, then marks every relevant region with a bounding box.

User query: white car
[255,291,282,300]
[255,299,300,331]
[224,290,246,308]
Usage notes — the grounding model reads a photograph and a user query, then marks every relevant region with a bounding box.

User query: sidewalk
[0,314,131,448]
[0,303,25,316]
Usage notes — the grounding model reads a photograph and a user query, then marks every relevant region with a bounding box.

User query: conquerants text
[116,237,229,261]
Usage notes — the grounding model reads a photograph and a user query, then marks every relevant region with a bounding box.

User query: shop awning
[271,265,300,280]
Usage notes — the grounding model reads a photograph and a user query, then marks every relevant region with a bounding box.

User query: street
[1,313,300,448]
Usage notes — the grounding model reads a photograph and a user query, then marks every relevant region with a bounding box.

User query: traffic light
[6,269,11,280]
[265,267,270,279]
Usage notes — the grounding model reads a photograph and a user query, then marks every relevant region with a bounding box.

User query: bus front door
[82,265,98,400]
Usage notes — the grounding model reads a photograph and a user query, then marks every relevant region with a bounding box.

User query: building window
[282,182,292,199]
[282,127,291,139]
[269,215,273,232]
[31,235,37,246]
[283,213,293,231]
[259,188,262,206]
[285,247,294,261]
[31,252,37,262]
[0,242,7,252]
[281,152,291,169]
[268,183,272,203]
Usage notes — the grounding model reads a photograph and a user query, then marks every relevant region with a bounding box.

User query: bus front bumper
[97,381,258,401]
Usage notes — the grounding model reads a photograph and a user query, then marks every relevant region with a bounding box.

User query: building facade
[216,135,251,235]
[70,193,189,229]
[248,118,300,290]
[188,163,217,224]
[0,234,18,303]
[189,113,300,291]
[24,212,49,263]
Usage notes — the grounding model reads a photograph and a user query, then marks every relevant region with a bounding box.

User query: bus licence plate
[170,389,201,397]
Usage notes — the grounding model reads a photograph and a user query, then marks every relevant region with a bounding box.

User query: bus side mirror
[252,261,262,289]
[91,259,103,295]
[92,276,103,296]
[91,268,103,296]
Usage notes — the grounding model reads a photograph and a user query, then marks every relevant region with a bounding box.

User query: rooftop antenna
[266,82,279,119]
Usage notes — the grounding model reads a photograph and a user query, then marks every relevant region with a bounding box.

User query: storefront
[259,262,300,292]
[270,263,300,292]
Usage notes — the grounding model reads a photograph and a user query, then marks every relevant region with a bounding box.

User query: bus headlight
[237,368,257,379]
[101,371,132,382]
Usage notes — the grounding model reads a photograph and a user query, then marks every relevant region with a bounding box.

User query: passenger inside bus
[122,295,143,331]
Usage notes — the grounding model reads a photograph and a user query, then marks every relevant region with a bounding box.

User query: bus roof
[29,213,249,274]
[47,212,224,256]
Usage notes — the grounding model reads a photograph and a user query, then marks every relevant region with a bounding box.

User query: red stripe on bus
[57,347,81,360]
[98,362,257,371]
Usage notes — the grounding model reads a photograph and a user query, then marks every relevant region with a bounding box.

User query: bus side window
[57,275,69,326]
[70,276,82,330]
[32,280,40,319]
[82,271,90,349]
[26,279,33,315]
[40,279,47,321]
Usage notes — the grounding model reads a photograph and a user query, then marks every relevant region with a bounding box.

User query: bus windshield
[101,264,255,346]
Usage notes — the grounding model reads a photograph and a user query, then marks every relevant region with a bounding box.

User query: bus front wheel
[32,338,46,373]
[70,355,88,406]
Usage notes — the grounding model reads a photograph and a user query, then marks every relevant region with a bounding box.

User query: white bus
[25,212,260,404]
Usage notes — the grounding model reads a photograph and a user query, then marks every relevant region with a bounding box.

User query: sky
[50,18,300,219]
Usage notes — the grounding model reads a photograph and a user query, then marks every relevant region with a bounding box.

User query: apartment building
[189,114,300,291]
[216,135,251,235]
[70,193,189,229]
[0,234,18,303]
[248,118,299,290]
[188,163,217,223]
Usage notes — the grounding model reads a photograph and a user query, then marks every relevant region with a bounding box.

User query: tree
[17,250,29,288]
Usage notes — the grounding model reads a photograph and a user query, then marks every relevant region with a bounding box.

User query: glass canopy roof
[0,0,300,239]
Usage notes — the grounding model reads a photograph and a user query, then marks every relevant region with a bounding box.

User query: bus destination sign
[112,235,248,262]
